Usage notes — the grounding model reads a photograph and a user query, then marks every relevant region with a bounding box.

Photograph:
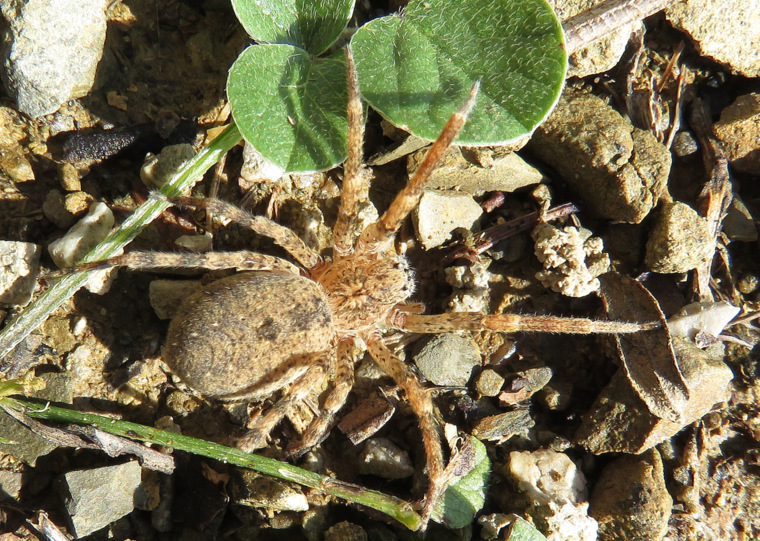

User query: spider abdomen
[164,271,334,401]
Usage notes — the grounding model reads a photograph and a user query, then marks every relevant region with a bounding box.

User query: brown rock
[529,89,670,224]
[575,338,733,454]
[644,202,713,274]
[589,449,672,541]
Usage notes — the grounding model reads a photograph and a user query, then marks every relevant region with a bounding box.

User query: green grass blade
[1,396,421,530]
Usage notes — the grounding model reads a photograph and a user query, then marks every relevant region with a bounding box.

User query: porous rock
[666,0,760,78]
[589,449,672,541]
[1,0,108,117]
[508,449,598,541]
[60,461,143,538]
[529,89,670,224]
[644,202,713,274]
[532,223,610,297]
[712,93,760,173]
[0,240,40,306]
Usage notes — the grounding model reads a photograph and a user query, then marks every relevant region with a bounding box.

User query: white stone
[48,202,119,294]
[413,190,482,249]
[668,301,740,342]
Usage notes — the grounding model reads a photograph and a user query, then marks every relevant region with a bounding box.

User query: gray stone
[712,93,760,173]
[358,437,415,479]
[407,146,546,195]
[666,0,760,78]
[1,0,108,117]
[60,461,143,537]
[529,89,670,224]
[644,202,713,274]
[0,372,72,466]
[589,449,672,541]
[0,240,40,306]
[0,470,23,501]
[413,333,481,386]
[413,189,482,249]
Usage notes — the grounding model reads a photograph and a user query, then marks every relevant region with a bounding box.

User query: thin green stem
[0,123,242,362]
[1,396,421,530]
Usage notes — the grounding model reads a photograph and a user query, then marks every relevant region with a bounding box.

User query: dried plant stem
[0,123,243,364]
[564,0,676,54]
[0,396,421,530]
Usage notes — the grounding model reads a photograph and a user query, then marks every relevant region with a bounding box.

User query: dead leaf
[599,272,689,422]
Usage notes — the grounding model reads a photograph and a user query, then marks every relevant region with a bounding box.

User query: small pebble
[667,300,740,341]
[0,240,40,306]
[413,189,482,249]
[644,202,713,273]
[738,274,759,295]
[474,369,505,397]
[529,89,670,224]
[64,191,94,216]
[671,131,699,157]
[57,162,82,191]
[589,449,672,541]
[42,189,76,229]
[413,333,481,386]
[48,201,119,294]
[324,521,368,541]
[358,437,415,479]
[407,146,546,194]
[174,232,213,252]
[233,471,308,512]
[140,143,196,189]
[472,409,533,444]
[60,461,144,538]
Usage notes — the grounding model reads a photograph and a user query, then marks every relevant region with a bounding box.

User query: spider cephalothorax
[98,48,652,529]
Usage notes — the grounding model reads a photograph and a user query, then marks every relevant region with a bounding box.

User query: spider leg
[237,352,332,452]
[357,82,479,255]
[365,332,445,530]
[287,336,355,458]
[332,46,369,257]
[74,251,300,275]
[153,194,322,269]
[391,311,660,334]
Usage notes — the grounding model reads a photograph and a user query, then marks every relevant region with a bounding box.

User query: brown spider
[95,49,652,528]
